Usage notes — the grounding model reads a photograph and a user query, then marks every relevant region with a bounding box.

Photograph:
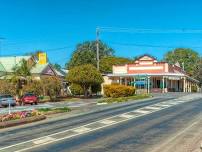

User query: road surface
[0,93,202,152]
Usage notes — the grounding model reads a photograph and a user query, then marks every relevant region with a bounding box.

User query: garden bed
[0,107,71,129]
[0,115,46,129]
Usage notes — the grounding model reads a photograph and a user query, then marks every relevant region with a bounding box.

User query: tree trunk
[83,85,88,98]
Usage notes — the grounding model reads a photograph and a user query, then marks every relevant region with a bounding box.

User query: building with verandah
[104,55,199,93]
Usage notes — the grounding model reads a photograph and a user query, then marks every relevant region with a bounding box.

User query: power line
[109,41,202,49]
[46,45,74,52]
[100,27,202,34]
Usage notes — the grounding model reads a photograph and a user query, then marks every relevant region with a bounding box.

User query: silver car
[0,95,16,108]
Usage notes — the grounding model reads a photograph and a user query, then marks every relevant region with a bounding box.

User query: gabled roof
[0,56,31,72]
[31,63,49,74]
[53,68,68,77]
[135,54,157,61]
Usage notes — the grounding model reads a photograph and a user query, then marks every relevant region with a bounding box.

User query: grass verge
[37,107,71,115]
[98,94,152,104]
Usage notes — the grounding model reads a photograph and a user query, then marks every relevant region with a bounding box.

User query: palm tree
[11,59,32,98]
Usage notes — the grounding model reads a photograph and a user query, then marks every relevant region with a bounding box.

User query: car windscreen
[25,94,34,96]
[0,95,12,98]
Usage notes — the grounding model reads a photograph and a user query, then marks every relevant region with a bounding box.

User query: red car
[21,93,38,105]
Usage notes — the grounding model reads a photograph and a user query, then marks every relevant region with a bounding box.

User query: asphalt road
[0,93,201,152]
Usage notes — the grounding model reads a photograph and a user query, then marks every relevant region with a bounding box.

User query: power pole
[182,62,185,71]
[96,27,100,71]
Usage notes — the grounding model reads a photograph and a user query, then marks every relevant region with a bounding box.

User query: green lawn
[37,107,71,114]
[98,94,152,104]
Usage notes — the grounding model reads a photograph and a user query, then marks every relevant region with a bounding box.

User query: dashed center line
[134,109,151,114]
[33,137,56,145]
[99,119,116,125]
[73,127,91,133]
[120,114,134,118]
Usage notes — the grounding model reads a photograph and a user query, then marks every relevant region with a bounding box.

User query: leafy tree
[66,64,104,98]
[66,41,115,69]
[41,76,62,101]
[70,83,84,95]
[52,63,62,71]
[11,59,32,96]
[163,48,200,76]
[100,56,133,73]
[194,57,202,85]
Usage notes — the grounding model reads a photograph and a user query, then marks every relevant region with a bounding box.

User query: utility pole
[96,27,100,71]
[182,62,185,71]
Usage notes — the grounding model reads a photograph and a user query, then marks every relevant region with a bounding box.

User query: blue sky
[1,0,202,67]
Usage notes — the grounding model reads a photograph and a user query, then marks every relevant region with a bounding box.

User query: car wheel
[35,102,38,105]
[31,103,33,105]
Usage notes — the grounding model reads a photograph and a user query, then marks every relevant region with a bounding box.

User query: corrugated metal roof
[0,56,31,72]
[0,62,6,72]
[30,63,49,74]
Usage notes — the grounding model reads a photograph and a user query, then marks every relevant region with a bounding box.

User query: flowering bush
[103,84,136,98]
[0,110,42,122]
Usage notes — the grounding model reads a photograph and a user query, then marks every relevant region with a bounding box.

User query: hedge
[103,84,135,98]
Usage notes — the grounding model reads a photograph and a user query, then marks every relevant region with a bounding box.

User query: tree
[12,59,31,78]
[163,48,200,76]
[100,56,133,73]
[52,63,61,71]
[66,41,115,69]
[11,59,32,96]
[66,64,104,98]
[194,57,202,85]
[41,76,62,101]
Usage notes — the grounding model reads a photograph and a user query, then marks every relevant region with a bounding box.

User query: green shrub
[22,80,43,96]
[41,76,62,102]
[70,83,84,95]
[0,80,16,95]
[191,86,198,92]
[103,84,135,98]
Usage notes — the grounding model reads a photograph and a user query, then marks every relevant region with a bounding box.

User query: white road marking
[120,114,134,118]
[99,119,116,125]
[73,127,91,133]
[33,137,56,145]
[134,109,151,114]
[0,94,201,152]
[144,106,162,110]
[155,103,172,107]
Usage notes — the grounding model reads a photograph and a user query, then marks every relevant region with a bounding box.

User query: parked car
[0,94,16,108]
[21,93,38,105]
